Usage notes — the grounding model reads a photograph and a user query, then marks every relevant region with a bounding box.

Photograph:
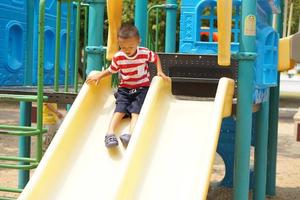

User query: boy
[86,24,168,148]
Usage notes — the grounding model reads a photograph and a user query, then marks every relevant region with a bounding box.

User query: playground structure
[0,0,299,200]
[0,0,78,86]
[0,0,85,198]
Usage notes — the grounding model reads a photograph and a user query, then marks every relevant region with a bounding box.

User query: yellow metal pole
[217,0,233,66]
[106,0,122,61]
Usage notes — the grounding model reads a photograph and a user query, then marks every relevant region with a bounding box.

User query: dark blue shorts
[114,87,149,116]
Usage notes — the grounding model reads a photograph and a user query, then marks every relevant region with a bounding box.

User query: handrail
[64,1,71,93]
[0,156,36,163]
[0,1,46,198]
[36,0,45,162]
[54,0,61,92]
[0,0,46,197]
[74,0,81,93]
[0,187,22,193]
[83,5,89,80]
[146,4,177,51]
[0,0,89,198]
[146,4,167,51]
[0,125,47,136]
[0,94,48,102]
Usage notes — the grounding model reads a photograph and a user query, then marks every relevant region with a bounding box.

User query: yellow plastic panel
[217,0,233,66]
[278,36,294,71]
[19,73,129,200]
[291,31,300,63]
[114,77,235,200]
[106,0,122,60]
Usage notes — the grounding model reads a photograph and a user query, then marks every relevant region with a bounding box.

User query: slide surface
[19,76,234,200]
[114,76,234,200]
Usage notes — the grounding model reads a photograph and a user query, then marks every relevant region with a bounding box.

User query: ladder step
[0,125,47,136]
[0,94,48,102]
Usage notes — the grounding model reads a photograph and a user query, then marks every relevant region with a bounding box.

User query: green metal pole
[36,0,46,162]
[266,0,283,196]
[83,6,88,79]
[74,0,81,93]
[233,0,257,199]
[146,5,166,49]
[86,0,105,75]
[254,100,270,200]
[155,8,159,52]
[18,0,35,189]
[165,0,177,52]
[135,0,148,46]
[65,1,71,92]
[54,0,61,92]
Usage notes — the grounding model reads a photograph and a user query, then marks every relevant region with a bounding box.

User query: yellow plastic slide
[18,76,130,200]
[19,76,234,200]
[114,76,234,200]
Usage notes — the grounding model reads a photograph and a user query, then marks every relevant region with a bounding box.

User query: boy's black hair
[118,24,140,39]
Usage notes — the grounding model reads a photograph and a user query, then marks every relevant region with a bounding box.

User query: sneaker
[104,134,118,148]
[119,134,131,147]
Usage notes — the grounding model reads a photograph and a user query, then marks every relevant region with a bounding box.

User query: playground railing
[0,0,46,198]
[0,0,90,198]
[146,3,178,51]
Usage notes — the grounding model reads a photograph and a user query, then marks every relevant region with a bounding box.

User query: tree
[122,0,181,52]
[291,0,300,33]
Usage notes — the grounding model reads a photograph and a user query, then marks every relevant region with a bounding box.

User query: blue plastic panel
[0,0,75,86]
[32,0,75,86]
[257,0,281,15]
[253,88,269,104]
[217,116,255,189]
[254,25,279,89]
[179,0,241,54]
[0,1,26,85]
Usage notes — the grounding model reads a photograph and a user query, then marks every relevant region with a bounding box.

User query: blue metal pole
[135,0,148,46]
[233,0,257,199]
[254,100,270,200]
[165,0,177,52]
[64,1,71,92]
[267,0,283,196]
[18,0,34,189]
[86,0,105,75]
[18,103,32,189]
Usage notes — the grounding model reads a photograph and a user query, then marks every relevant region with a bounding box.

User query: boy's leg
[120,113,138,147]
[105,112,126,147]
[129,113,139,134]
[120,87,148,147]
[107,112,126,134]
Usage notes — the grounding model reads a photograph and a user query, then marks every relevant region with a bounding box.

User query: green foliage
[122,0,135,24]
[290,0,300,34]
[122,0,181,52]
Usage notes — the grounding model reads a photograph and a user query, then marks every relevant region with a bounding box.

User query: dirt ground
[0,101,299,199]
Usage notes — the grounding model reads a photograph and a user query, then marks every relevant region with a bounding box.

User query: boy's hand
[86,72,102,85]
[157,71,169,80]
[56,112,64,119]
[86,69,112,86]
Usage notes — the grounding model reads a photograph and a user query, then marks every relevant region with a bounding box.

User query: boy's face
[118,37,140,57]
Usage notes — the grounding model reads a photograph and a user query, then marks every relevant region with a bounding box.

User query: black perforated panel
[150,53,238,97]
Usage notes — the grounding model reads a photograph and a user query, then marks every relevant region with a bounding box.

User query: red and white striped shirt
[108,47,158,89]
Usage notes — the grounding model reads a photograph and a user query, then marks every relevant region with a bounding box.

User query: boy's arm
[45,104,64,119]
[155,55,169,79]
[85,69,112,86]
